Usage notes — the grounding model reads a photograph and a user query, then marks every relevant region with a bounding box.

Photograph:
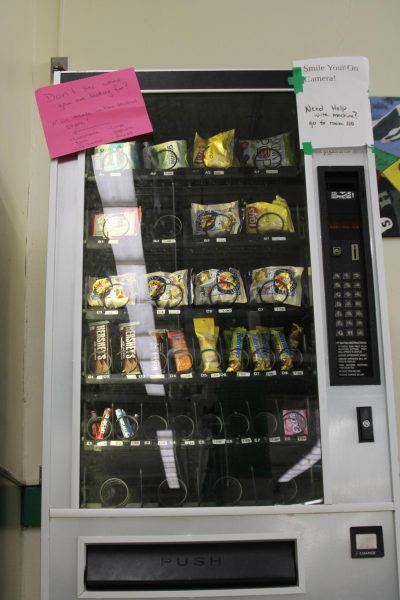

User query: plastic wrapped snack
[89,207,141,240]
[288,323,304,350]
[146,270,192,308]
[145,140,189,170]
[249,266,303,305]
[87,273,137,309]
[194,268,247,306]
[167,330,192,373]
[247,330,273,372]
[93,141,142,171]
[191,201,241,236]
[193,318,221,373]
[119,322,141,374]
[226,327,247,372]
[270,327,293,372]
[256,326,275,369]
[245,196,294,234]
[192,129,235,169]
[238,132,294,169]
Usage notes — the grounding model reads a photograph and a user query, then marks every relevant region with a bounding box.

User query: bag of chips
[238,132,294,169]
[194,268,247,306]
[145,140,189,170]
[146,270,192,308]
[249,266,303,305]
[193,318,221,373]
[191,201,241,236]
[192,129,235,169]
[245,196,294,234]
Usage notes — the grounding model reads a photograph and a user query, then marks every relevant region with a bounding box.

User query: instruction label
[336,340,371,377]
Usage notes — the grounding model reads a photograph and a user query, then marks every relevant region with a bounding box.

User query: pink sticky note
[35,68,153,159]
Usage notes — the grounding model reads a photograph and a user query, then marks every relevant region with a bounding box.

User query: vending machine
[41,68,400,599]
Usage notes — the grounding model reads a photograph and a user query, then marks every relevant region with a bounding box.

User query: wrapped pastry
[87,273,136,309]
[238,132,294,169]
[192,129,235,168]
[249,266,303,305]
[147,270,192,308]
[194,268,247,306]
[167,330,192,373]
[191,201,241,236]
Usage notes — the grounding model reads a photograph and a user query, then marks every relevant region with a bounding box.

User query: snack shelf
[84,369,311,385]
[85,166,303,184]
[84,232,304,251]
[83,304,311,321]
[82,434,316,451]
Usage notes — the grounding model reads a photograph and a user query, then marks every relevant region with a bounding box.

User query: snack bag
[249,266,303,305]
[247,329,273,372]
[93,141,142,171]
[226,327,247,372]
[146,140,189,170]
[87,273,136,309]
[194,268,247,306]
[147,270,192,308]
[192,129,235,168]
[193,318,221,373]
[270,327,293,371]
[167,330,192,373]
[191,201,241,236]
[238,132,294,168]
[245,195,294,234]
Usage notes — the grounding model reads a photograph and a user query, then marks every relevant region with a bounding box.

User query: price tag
[144,441,152,446]
[162,238,176,244]
[131,441,141,446]
[237,371,250,377]
[110,441,123,447]
[97,441,107,447]
[158,440,169,446]
[218,308,232,313]
[156,309,166,315]
[270,436,280,443]
[163,171,174,176]
[271,236,287,241]
[211,373,221,378]
[212,439,225,445]
[293,370,304,376]
[150,374,164,379]
[108,240,119,245]
[266,169,278,174]
[181,373,193,379]
[104,310,118,315]
[241,437,252,444]
[168,309,181,314]
[265,370,277,377]
[274,306,286,312]
[126,374,138,380]
[297,436,307,442]
[214,170,224,175]
[216,238,226,243]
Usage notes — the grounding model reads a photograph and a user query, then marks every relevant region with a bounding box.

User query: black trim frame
[60,70,293,91]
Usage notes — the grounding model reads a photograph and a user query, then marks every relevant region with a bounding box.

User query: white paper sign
[293,56,373,148]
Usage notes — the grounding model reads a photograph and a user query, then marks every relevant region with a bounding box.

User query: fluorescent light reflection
[278,440,321,483]
[157,430,179,489]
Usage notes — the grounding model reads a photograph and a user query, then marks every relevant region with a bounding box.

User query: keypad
[332,271,366,339]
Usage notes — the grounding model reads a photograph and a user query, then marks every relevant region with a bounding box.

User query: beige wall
[0,1,399,599]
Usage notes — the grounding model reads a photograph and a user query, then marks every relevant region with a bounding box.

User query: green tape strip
[288,67,305,93]
[302,142,313,155]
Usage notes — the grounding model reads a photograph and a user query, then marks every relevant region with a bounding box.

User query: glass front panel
[80,85,323,509]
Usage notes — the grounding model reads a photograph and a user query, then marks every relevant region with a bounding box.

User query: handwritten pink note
[35,68,153,159]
